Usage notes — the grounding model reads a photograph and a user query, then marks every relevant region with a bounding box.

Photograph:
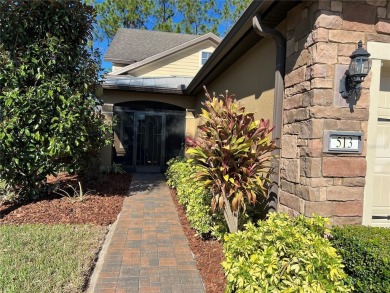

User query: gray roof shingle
[104,28,200,63]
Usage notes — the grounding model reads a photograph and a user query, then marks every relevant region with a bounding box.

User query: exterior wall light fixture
[339,40,371,99]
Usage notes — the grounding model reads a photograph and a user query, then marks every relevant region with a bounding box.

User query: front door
[113,102,185,173]
[134,113,165,173]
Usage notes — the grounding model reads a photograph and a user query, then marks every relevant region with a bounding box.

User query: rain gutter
[252,13,286,213]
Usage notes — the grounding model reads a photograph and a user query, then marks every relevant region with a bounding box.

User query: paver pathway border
[88,173,205,293]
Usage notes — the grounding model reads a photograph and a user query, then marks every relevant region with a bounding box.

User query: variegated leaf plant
[186,87,276,232]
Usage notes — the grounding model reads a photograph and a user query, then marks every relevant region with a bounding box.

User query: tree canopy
[0,0,111,199]
[87,0,252,42]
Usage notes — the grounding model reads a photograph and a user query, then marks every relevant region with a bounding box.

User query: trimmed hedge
[331,225,390,293]
[165,158,227,238]
[223,213,352,293]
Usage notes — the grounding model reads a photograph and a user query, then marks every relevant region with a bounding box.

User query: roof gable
[108,33,221,76]
[104,28,202,64]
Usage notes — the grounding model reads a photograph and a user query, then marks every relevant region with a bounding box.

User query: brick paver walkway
[92,173,205,293]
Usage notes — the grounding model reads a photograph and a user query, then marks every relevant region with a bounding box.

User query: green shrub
[166,158,227,238]
[222,213,352,293]
[166,157,194,207]
[331,225,390,293]
[0,1,111,199]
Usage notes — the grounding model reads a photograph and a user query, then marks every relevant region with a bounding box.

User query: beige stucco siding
[129,43,217,77]
[195,37,276,125]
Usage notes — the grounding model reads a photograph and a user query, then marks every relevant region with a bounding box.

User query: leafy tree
[0,0,111,199]
[86,0,156,41]
[151,0,176,32]
[175,0,219,35]
[221,0,253,35]
[88,0,252,42]
[186,89,276,233]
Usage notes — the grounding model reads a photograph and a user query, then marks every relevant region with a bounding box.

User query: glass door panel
[135,113,165,172]
[165,113,185,162]
[113,110,134,167]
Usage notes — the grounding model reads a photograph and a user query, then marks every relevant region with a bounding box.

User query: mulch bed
[0,173,226,292]
[0,173,132,226]
[169,188,227,293]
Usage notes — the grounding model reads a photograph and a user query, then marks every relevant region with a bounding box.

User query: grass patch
[0,224,106,293]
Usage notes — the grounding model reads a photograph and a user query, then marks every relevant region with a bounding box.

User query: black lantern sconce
[339,40,371,99]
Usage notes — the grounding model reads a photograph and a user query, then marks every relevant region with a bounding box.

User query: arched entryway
[113,101,186,172]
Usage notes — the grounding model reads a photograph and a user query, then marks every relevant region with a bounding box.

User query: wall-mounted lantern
[339,41,371,99]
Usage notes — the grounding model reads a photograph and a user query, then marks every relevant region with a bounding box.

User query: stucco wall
[195,37,277,125]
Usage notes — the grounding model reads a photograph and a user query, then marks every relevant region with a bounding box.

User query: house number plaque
[323,131,363,154]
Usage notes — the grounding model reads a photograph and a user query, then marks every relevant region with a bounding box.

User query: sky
[91,0,111,73]
[94,38,111,73]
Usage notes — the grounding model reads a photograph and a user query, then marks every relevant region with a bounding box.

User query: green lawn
[0,224,106,293]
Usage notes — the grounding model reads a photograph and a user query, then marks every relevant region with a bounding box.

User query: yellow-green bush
[222,213,352,293]
[166,158,227,238]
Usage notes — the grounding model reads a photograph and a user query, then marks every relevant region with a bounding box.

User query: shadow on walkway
[128,173,166,195]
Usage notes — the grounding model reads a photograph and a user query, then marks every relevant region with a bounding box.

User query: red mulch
[0,173,132,226]
[169,188,226,293]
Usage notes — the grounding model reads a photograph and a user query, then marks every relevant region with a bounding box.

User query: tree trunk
[223,196,238,233]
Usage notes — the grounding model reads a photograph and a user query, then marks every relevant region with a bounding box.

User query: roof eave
[185,0,274,95]
[186,0,300,96]
[104,58,136,64]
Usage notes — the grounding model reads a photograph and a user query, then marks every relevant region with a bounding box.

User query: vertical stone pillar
[279,0,390,225]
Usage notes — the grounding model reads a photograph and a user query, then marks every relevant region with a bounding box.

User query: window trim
[200,51,213,66]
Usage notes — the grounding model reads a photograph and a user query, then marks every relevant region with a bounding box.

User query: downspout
[252,13,286,213]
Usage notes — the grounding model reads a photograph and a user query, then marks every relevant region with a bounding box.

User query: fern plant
[186,88,276,232]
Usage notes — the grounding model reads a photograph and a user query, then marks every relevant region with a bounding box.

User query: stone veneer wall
[279,0,390,225]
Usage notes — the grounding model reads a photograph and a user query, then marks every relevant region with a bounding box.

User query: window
[200,51,212,66]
